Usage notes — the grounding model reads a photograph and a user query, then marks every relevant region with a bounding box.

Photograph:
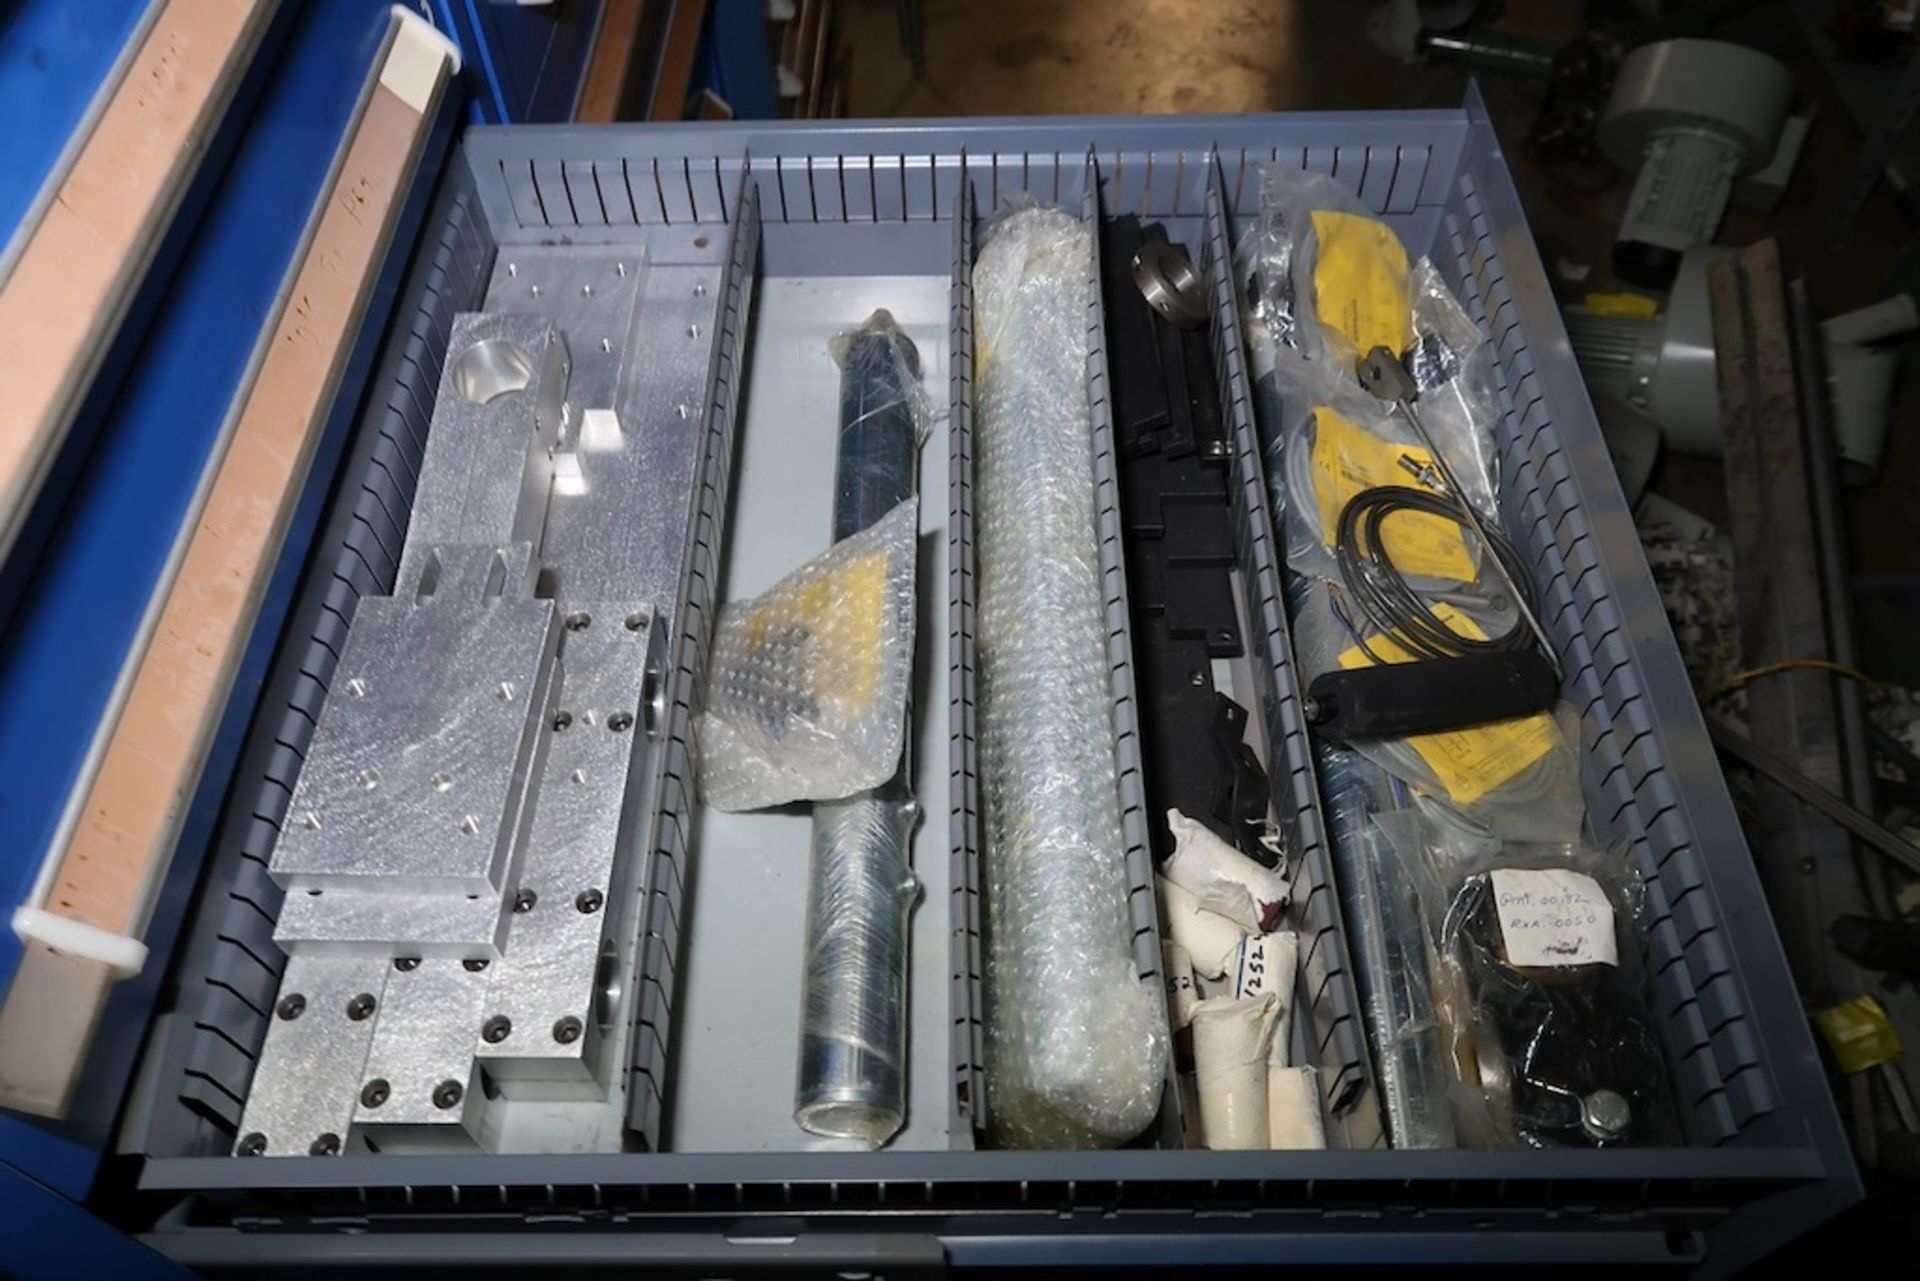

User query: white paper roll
[1158,876,1246,979]
[1267,1064,1327,1149]
[1165,809,1289,933]
[1191,992,1280,1150]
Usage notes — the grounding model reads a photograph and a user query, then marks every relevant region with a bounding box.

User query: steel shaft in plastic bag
[794,313,925,1146]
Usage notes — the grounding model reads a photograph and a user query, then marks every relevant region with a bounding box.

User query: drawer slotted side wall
[627,177,761,1147]
[1430,126,1840,1157]
[1081,170,1186,1148]
[1450,192,1762,1139]
[128,111,1853,1271]
[945,164,1183,1149]
[946,183,984,1145]
[1199,163,1375,1128]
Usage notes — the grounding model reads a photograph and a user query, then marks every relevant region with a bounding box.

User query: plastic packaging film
[829,310,929,542]
[1309,685,1459,1150]
[795,311,928,1147]
[972,206,1168,1148]
[797,793,919,1146]
[697,497,918,812]
[1238,163,1584,844]
[1289,587,1585,844]
[1378,811,1680,1149]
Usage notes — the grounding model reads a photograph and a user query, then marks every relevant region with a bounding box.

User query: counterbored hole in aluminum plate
[451,338,535,404]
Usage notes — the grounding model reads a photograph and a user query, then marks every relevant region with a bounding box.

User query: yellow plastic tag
[1336,605,1559,805]
[1580,291,1661,319]
[1813,995,1901,1075]
[1310,209,1411,358]
[1309,407,1476,581]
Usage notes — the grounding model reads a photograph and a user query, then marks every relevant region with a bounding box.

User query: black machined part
[1305,649,1560,744]
[1104,215,1275,867]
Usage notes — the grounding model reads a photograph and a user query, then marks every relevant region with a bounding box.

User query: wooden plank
[1712,240,1870,998]
[0,0,278,569]
[0,14,453,1121]
[647,0,711,121]
[576,0,646,123]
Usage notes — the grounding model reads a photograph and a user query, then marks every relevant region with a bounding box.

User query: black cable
[1333,484,1539,665]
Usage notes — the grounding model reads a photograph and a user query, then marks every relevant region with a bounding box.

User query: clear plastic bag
[1241,165,1410,395]
[697,498,918,811]
[1379,810,1680,1149]
[1275,388,1497,588]
[792,309,930,1148]
[1288,583,1585,844]
[973,205,1169,1149]
[829,309,931,539]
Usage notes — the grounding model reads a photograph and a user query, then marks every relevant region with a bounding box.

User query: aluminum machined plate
[267,591,561,895]
[395,314,570,594]
[352,958,494,1150]
[476,605,659,1096]
[272,885,512,959]
[233,955,389,1157]
[486,247,726,615]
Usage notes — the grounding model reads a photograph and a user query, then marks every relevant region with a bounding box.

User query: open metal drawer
[119,97,1855,1276]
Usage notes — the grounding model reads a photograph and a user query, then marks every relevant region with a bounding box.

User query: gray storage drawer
[124,95,1855,1275]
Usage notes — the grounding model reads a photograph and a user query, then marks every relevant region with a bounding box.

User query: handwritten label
[1231,931,1298,1003]
[1489,868,1617,968]
[1164,945,1200,1031]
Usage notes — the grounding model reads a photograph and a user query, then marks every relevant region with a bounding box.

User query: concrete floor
[841,0,1920,639]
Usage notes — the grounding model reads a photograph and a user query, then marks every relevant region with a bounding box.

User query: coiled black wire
[1333,484,1538,665]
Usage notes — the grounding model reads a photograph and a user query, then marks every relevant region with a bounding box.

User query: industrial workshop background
[0,0,1917,1276]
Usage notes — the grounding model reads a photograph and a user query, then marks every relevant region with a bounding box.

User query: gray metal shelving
[120,94,1856,1274]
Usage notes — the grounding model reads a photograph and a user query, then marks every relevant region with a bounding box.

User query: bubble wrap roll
[973,206,1168,1148]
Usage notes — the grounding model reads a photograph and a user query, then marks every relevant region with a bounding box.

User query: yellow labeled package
[1335,605,1558,805]
[1310,209,1411,359]
[1308,406,1476,581]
